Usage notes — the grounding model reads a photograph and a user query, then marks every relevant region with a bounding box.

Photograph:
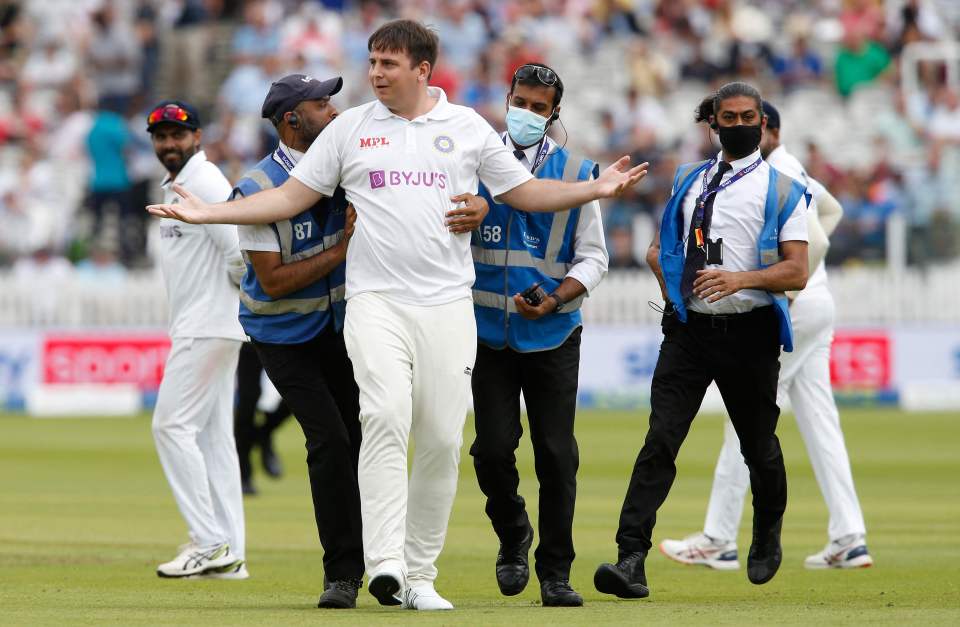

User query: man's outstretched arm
[497,156,649,213]
[147,177,324,225]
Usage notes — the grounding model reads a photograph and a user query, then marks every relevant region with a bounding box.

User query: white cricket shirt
[766,144,827,292]
[291,87,534,305]
[157,150,247,340]
[681,149,808,315]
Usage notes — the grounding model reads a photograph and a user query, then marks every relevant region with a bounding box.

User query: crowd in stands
[1,0,959,280]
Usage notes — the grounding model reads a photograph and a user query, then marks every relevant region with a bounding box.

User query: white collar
[372,86,454,122]
[766,144,786,162]
[716,148,763,172]
[503,132,552,164]
[274,141,304,172]
[161,149,207,188]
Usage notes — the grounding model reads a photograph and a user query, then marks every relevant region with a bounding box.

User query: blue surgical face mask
[505,105,550,147]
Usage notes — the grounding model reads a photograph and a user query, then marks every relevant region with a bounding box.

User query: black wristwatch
[548,292,565,313]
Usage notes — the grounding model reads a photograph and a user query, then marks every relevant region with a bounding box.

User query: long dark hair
[694,81,763,124]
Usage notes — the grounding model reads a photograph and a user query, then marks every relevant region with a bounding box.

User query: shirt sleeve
[238,224,281,253]
[804,197,829,272]
[779,192,809,242]
[204,223,247,286]
[474,114,534,198]
[190,162,234,204]
[565,193,608,294]
[230,187,282,252]
[809,177,844,237]
[290,115,343,196]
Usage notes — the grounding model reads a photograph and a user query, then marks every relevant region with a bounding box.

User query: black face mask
[717,124,762,159]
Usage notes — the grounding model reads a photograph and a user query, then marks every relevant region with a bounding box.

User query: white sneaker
[804,534,873,569]
[157,542,238,578]
[189,561,249,580]
[402,583,454,610]
[659,532,740,570]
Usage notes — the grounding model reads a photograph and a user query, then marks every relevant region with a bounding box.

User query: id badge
[705,237,723,265]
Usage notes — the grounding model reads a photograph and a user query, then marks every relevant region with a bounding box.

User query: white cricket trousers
[152,337,245,557]
[703,287,867,543]
[343,292,477,585]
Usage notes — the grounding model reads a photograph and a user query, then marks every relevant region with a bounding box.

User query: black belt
[685,306,773,333]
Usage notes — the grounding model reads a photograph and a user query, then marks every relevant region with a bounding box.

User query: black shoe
[318,578,362,609]
[260,439,283,478]
[368,572,402,606]
[241,477,257,496]
[594,551,650,599]
[540,579,584,607]
[747,518,783,585]
[495,522,534,596]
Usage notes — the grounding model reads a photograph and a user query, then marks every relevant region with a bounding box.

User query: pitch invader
[147,101,248,579]
[660,100,872,572]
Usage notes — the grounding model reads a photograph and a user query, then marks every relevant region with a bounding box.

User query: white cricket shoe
[189,561,249,580]
[804,534,873,569]
[659,532,741,570]
[157,542,238,578]
[402,583,454,611]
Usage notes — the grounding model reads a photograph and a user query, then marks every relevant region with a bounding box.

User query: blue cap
[261,74,343,123]
[762,100,780,130]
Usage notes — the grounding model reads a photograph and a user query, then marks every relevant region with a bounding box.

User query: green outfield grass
[1,408,958,625]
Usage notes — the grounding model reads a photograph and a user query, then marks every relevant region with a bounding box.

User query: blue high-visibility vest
[473,145,599,352]
[658,159,808,352]
[234,149,347,344]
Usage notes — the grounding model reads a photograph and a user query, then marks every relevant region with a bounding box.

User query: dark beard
[157,146,197,175]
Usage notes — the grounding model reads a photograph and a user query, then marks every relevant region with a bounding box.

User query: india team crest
[433,135,455,154]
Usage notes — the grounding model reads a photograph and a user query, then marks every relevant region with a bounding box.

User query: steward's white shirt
[766,144,827,292]
[291,87,534,305]
[514,135,608,293]
[681,149,808,315]
[158,150,246,340]
[238,142,304,253]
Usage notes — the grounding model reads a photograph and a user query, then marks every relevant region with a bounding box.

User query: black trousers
[616,306,787,553]
[470,327,582,581]
[234,342,291,482]
[252,326,364,580]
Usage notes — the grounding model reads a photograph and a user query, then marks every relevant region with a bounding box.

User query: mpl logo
[360,136,390,148]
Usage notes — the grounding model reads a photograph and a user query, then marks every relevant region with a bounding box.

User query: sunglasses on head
[147,104,192,126]
[514,64,559,88]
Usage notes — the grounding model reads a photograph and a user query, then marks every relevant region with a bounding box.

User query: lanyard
[693,157,762,229]
[274,145,296,172]
[688,156,761,247]
[502,134,550,173]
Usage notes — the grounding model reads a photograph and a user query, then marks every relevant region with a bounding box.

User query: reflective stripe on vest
[239,283,345,316]
[276,227,345,264]
[472,288,585,313]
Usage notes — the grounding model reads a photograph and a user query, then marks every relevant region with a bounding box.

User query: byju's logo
[367,170,448,190]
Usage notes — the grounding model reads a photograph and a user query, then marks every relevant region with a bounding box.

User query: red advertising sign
[829,331,891,389]
[42,334,171,389]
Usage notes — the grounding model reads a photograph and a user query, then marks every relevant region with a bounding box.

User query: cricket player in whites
[147,20,647,609]
[660,101,872,571]
[147,100,248,579]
